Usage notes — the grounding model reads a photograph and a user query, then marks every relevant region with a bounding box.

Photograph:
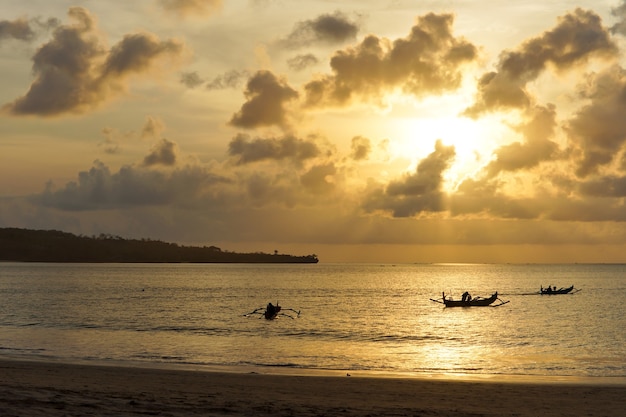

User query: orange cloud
[565,66,626,177]
[303,13,478,108]
[464,8,617,117]
[229,70,298,129]
[362,140,456,217]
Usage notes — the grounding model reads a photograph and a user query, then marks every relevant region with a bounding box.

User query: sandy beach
[0,359,624,416]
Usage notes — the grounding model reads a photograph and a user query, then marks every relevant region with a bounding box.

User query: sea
[1,262,625,382]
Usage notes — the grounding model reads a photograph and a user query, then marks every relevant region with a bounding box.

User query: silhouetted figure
[267,302,276,316]
[461,291,471,302]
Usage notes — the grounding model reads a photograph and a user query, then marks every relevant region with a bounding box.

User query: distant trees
[0,228,319,264]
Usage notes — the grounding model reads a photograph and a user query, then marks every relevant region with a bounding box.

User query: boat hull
[540,285,574,295]
[443,294,498,307]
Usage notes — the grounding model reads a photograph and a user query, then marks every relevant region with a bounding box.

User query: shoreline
[5,355,626,385]
[1,358,625,417]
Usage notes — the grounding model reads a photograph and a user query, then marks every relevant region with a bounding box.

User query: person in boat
[461,291,472,302]
[266,302,276,316]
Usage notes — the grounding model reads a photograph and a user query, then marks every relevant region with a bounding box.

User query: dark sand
[1,359,624,416]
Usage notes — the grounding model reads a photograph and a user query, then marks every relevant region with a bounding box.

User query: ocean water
[1,262,625,380]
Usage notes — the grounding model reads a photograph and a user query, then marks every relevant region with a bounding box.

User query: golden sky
[3,0,626,263]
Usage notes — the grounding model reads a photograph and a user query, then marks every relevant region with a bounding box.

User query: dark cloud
[228,133,320,165]
[565,65,626,177]
[0,18,36,41]
[206,69,249,90]
[280,11,359,49]
[611,1,626,35]
[485,105,560,177]
[465,8,617,117]
[350,136,371,161]
[300,163,337,194]
[158,0,222,18]
[229,70,298,129]
[3,7,186,117]
[362,140,455,217]
[578,175,626,197]
[180,71,204,88]
[303,13,478,108]
[0,16,59,42]
[102,33,183,76]
[35,160,229,210]
[287,53,319,71]
[143,139,178,166]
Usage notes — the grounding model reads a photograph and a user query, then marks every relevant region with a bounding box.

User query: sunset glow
[3,1,626,262]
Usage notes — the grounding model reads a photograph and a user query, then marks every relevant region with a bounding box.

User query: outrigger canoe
[431,292,509,307]
[244,302,301,320]
[540,285,578,295]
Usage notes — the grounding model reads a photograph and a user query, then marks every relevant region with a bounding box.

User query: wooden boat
[244,302,301,319]
[540,285,576,295]
[431,292,509,307]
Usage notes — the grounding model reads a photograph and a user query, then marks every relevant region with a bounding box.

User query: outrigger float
[244,302,301,320]
[431,292,509,307]
[540,285,580,295]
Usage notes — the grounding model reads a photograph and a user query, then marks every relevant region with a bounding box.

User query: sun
[390,111,507,190]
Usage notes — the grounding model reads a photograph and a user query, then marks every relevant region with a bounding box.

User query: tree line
[0,228,319,263]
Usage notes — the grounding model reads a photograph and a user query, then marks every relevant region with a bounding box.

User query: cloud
[227,133,320,165]
[97,116,165,154]
[611,0,626,35]
[485,105,560,177]
[180,69,249,91]
[3,7,186,117]
[303,13,478,108]
[451,176,544,220]
[0,18,36,41]
[99,127,124,154]
[101,33,183,76]
[300,163,337,194]
[206,69,249,90]
[350,136,371,161]
[362,140,456,217]
[35,160,229,211]
[143,139,178,166]
[287,53,319,71]
[565,65,626,177]
[279,11,359,49]
[158,0,222,18]
[141,116,166,140]
[578,175,626,198]
[180,71,204,88]
[229,70,298,129]
[464,8,617,117]
[0,16,59,42]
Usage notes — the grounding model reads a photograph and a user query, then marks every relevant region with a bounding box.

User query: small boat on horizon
[540,285,579,295]
[430,291,509,307]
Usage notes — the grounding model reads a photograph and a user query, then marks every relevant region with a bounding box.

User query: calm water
[1,262,625,380]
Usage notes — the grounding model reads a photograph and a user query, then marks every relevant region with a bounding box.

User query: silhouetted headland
[0,228,319,263]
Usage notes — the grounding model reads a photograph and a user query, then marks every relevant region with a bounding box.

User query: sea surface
[1,262,625,381]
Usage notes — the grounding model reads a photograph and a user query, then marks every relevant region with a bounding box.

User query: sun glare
[391,114,503,190]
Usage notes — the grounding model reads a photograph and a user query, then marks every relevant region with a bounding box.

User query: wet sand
[0,359,624,416]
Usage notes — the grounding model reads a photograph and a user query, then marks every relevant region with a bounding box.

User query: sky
[3,0,626,263]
